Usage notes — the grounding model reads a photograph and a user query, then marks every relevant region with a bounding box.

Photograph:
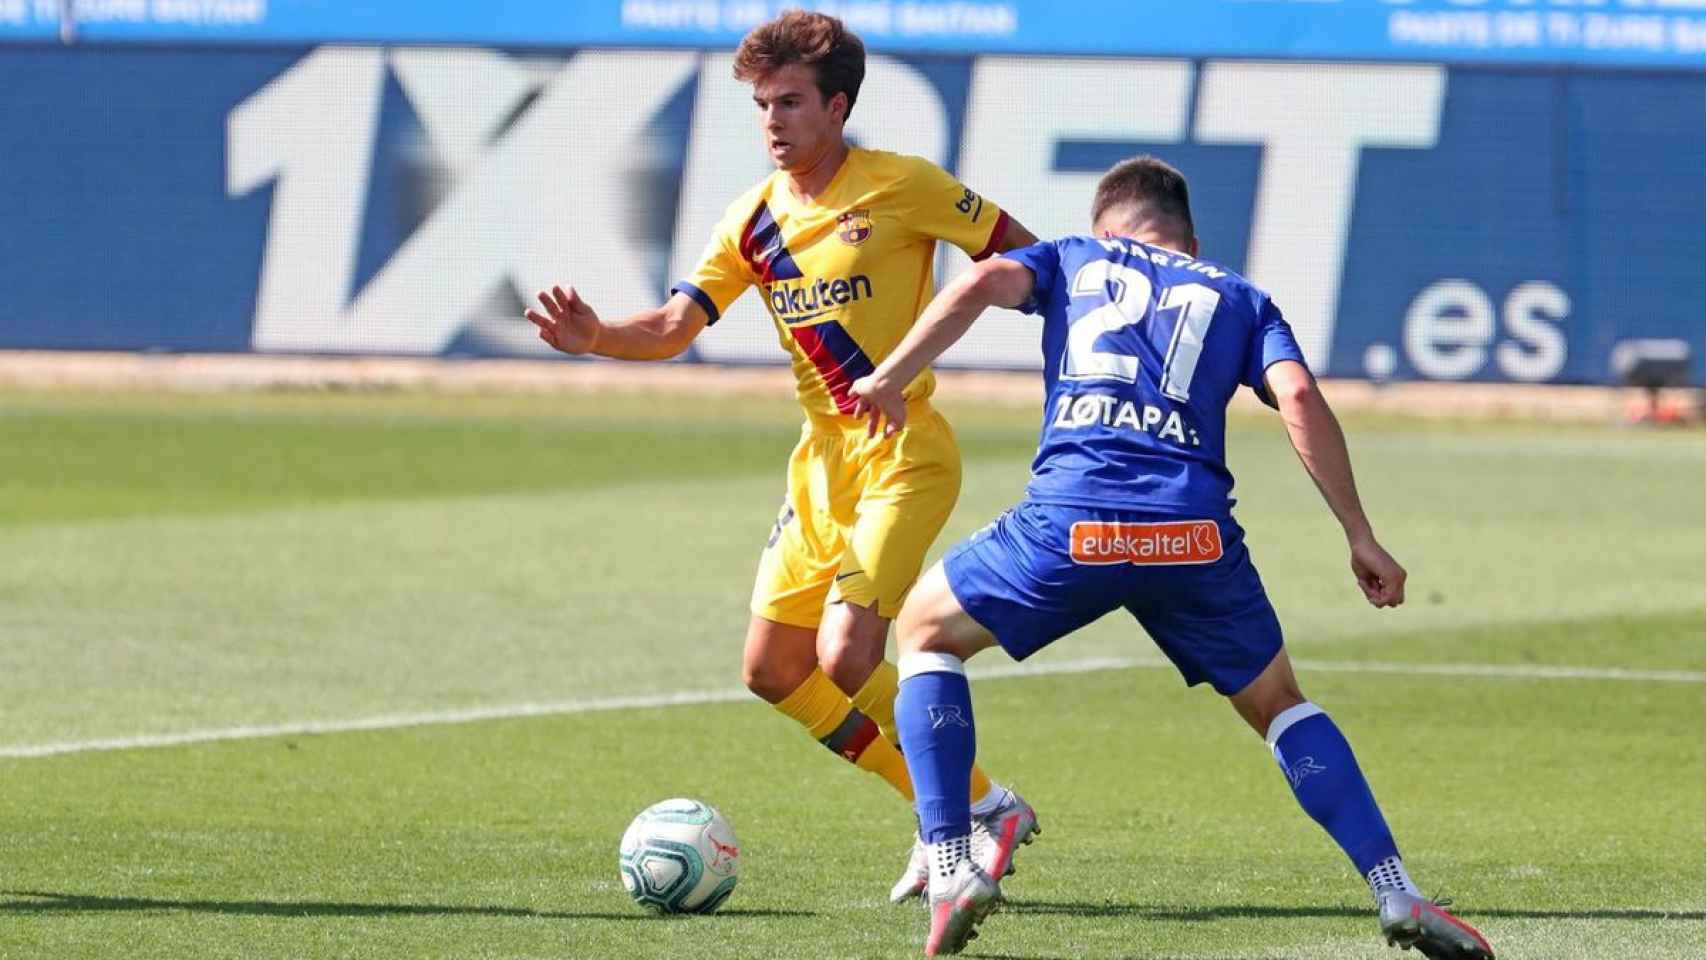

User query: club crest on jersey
[836,208,873,246]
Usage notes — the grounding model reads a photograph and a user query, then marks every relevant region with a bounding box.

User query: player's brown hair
[1091,155,1195,242]
[732,9,867,120]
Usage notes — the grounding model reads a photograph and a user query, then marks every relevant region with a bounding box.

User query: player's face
[751,64,846,171]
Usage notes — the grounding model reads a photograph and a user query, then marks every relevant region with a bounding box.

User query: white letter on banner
[339,50,698,354]
[1497,280,1569,382]
[947,58,1194,369]
[1195,62,1446,372]
[388,48,541,179]
[1405,278,1493,380]
[673,53,951,364]
[229,48,386,352]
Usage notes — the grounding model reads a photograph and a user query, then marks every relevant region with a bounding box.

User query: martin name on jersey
[1002,234,1308,519]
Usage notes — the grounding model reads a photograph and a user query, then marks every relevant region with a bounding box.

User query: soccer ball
[618,798,740,914]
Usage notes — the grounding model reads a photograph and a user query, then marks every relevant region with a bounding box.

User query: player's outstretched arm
[524,286,709,362]
[1265,360,1408,609]
[850,257,1036,437]
[994,216,1038,254]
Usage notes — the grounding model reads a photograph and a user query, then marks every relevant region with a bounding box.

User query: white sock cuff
[1264,701,1325,749]
[1367,855,1419,896]
[898,651,966,682]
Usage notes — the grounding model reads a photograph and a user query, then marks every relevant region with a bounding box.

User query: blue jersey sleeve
[998,241,1061,316]
[1242,296,1309,407]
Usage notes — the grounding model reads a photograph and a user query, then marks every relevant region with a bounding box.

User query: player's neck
[784,139,851,205]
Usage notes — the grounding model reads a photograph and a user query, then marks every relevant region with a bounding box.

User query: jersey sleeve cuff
[671,282,721,326]
[969,209,1012,262]
[1250,356,1310,409]
[1005,259,1044,315]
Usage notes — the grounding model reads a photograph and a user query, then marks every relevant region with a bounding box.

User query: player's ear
[828,90,849,123]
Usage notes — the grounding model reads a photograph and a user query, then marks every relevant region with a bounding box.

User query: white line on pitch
[3,655,1703,760]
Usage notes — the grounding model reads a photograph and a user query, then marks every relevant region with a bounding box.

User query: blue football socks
[1266,702,1400,875]
[896,653,979,845]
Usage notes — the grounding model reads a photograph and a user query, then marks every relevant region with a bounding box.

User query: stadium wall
[2,2,1704,385]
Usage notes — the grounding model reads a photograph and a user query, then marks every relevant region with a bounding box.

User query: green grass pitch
[1,386,1703,959]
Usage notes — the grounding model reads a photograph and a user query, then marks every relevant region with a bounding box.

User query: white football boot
[896,789,1040,904]
[924,860,1002,956]
[890,833,930,904]
[971,788,1041,881]
[1377,891,1496,959]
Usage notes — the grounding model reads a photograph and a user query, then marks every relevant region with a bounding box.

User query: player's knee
[1228,652,1308,735]
[897,609,976,662]
[895,593,972,659]
[816,627,884,695]
[1254,691,1307,735]
[741,649,814,704]
[1232,682,1308,737]
[893,602,931,654]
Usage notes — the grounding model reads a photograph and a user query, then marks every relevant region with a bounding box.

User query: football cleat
[1378,891,1495,959]
[890,833,929,904]
[971,788,1041,881]
[924,860,1002,956]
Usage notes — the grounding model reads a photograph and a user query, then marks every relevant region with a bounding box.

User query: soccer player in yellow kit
[525,11,1040,900]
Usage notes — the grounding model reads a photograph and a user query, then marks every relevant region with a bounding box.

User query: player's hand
[524,285,601,355]
[849,374,907,438]
[1349,535,1406,608]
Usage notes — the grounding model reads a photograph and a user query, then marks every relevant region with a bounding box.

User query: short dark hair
[1091,155,1194,241]
[732,10,867,120]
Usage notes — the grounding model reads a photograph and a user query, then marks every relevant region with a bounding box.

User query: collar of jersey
[774,145,861,213]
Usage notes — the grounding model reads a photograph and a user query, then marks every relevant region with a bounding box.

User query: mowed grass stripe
[3,393,1702,749]
[2,660,1701,959]
[0,392,1045,528]
[3,391,1703,959]
[5,649,1703,760]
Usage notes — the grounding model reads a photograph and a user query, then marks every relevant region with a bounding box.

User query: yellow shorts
[752,401,962,627]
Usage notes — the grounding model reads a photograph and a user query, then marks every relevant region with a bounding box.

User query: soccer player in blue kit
[850,156,1496,959]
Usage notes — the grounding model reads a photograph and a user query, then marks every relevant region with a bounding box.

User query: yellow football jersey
[673,148,1010,417]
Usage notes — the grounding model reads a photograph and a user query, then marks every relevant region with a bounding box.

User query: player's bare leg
[816,598,888,696]
[817,592,1026,903]
[1229,650,1494,959]
[1226,646,1307,736]
[742,616,819,705]
[894,563,1040,953]
[745,614,914,797]
[745,612,912,797]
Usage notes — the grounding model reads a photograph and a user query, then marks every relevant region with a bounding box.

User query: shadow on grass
[973,902,1706,960]
[1006,899,1706,923]
[976,956,1284,960]
[0,890,812,921]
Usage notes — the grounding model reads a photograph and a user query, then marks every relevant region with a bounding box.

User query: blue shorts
[942,501,1284,696]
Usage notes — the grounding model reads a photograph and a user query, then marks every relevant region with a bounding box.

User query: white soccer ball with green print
[618,798,740,914]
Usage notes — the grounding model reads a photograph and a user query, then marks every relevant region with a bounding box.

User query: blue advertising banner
[0,0,56,41]
[0,45,1702,385]
[5,1,1706,69]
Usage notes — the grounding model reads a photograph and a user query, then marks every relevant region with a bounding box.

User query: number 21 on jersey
[1061,259,1221,402]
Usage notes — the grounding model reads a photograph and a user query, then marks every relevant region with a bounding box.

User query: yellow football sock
[850,660,903,743]
[969,766,995,807]
[775,669,914,801]
[851,660,996,806]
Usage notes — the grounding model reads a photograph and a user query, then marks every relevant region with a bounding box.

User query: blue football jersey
[1001,235,1308,517]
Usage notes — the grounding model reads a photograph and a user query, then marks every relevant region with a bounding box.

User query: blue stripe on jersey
[1000,236,1308,517]
[670,281,721,325]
